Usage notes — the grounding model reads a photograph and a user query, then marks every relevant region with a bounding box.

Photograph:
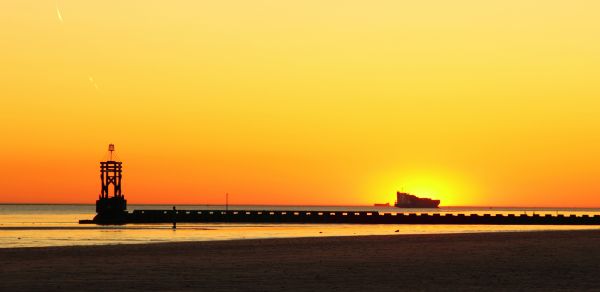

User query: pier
[80,208,600,225]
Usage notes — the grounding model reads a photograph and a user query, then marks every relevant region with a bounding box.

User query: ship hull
[394,200,440,208]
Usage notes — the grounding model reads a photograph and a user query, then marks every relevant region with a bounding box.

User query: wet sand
[2,230,600,291]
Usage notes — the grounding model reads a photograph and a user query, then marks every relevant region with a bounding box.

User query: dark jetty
[80,209,600,225]
[80,145,600,226]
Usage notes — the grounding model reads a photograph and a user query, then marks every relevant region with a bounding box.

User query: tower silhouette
[95,144,127,223]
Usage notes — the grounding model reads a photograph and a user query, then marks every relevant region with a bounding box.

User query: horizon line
[2,202,600,209]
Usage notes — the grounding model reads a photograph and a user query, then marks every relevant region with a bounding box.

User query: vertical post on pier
[172,206,177,230]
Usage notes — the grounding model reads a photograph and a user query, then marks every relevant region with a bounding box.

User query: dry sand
[2,230,600,291]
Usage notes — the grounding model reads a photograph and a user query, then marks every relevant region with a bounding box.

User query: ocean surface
[2,204,600,248]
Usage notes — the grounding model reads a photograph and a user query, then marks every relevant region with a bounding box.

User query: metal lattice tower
[99,144,123,199]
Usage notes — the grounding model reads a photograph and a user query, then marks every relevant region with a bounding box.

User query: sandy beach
[1,230,600,291]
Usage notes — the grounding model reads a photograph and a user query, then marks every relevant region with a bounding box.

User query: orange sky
[1,1,600,206]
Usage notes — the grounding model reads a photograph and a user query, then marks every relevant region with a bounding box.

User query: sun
[365,167,477,206]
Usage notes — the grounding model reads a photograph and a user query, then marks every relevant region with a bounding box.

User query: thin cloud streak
[56,6,64,23]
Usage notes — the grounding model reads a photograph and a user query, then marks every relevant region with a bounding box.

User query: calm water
[1,204,600,248]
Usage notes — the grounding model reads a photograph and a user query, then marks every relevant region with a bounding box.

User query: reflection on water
[1,204,600,248]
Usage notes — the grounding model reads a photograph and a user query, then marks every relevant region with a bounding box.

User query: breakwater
[79,209,600,225]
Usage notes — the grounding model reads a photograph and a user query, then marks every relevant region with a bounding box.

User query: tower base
[94,196,128,224]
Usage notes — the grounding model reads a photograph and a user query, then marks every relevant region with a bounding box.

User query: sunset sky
[1,1,600,206]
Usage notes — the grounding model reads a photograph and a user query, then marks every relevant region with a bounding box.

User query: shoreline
[2,230,600,290]
[3,225,600,249]
[1,226,598,246]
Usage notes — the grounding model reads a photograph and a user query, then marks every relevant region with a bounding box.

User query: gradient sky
[1,1,600,206]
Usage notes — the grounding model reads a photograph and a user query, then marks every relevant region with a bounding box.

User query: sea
[2,204,600,248]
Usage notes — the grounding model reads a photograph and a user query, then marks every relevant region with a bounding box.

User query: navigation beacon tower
[94,144,127,223]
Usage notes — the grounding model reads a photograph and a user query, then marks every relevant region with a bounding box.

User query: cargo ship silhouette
[394,192,440,208]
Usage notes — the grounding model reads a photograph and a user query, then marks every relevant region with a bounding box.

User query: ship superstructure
[394,192,440,208]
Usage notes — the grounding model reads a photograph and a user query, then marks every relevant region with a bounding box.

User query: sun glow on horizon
[366,168,478,206]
